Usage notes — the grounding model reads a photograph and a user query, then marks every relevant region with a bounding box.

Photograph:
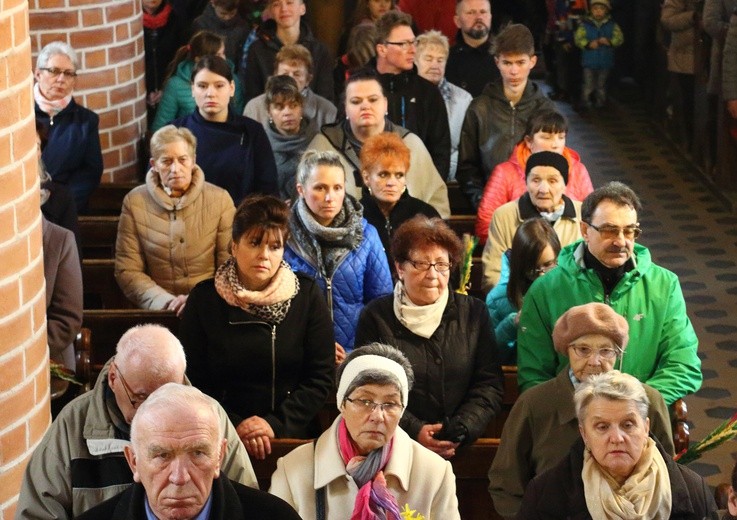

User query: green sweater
[517,241,701,405]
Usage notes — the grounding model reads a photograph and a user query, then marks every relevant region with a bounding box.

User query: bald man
[16,324,257,520]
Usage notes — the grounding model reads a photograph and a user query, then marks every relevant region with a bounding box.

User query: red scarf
[143,2,172,30]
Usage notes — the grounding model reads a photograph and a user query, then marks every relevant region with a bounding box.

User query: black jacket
[76,477,301,520]
[143,3,187,93]
[242,18,334,103]
[360,187,440,275]
[516,437,718,519]
[456,79,553,209]
[179,274,335,438]
[355,291,503,444]
[446,30,500,98]
[373,62,451,180]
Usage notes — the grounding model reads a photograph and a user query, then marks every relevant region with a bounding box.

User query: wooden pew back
[79,216,118,259]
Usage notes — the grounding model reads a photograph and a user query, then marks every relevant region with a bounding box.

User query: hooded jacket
[456,79,554,209]
[574,14,624,70]
[475,142,594,241]
[517,241,702,405]
[374,61,452,179]
[243,19,334,103]
[114,165,235,310]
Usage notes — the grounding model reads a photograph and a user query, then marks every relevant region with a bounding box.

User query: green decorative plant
[674,411,737,465]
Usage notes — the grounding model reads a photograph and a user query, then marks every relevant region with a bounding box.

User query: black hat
[525,151,569,185]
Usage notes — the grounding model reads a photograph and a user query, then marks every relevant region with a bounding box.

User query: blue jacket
[171,110,278,204]
[485,252,518,365]
[574,15,624,70]
[284,219,392,351]
[36,99,103,213]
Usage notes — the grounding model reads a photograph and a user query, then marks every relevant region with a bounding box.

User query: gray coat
[703,0,737,93]
[723,12,737,99]
[661,0,699,74]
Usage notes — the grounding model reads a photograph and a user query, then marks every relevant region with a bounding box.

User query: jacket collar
[552,368,578,426]
[451,30,492,53]
[518,192,577,220]
[144,164,206,211]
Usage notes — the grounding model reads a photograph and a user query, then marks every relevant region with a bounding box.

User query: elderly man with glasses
[16,324,257,520]
[517,181,702,406]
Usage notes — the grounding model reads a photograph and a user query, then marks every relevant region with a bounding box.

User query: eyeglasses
[405,259,452,273]
[345,397,403,416]
[569,345,621,360]
[383,39,417,50]
[40,67,78,78]
[113,361,149,408]
[527,259,557,279]
[586,222,642,240]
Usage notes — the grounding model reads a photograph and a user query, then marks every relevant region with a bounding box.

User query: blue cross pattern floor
[558,94,737,489]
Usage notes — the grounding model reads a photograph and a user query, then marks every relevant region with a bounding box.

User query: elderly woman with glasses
[489,303,675,518]
[355,216,503,458]
[516,370,716,519]
[34,41,103,213]
[270,343,461,519]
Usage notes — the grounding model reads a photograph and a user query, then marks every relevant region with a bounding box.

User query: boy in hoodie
[192,0,250,71]
[574,0,624,109]
[456,23,554,209]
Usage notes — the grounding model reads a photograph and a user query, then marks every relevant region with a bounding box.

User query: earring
[268,118,273,124]
[367,186,373,195]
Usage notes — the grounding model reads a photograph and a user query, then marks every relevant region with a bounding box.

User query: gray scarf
[265,117,318,201]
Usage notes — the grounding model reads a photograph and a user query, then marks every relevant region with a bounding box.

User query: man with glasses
[372,11,452,180]
[517,182,701,406]
[16,324,256,520]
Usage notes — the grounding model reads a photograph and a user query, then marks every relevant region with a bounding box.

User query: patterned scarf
[33,82,71,117]
[438,78,452,103]
[338,418,400,520]
[290,195,364,277]
[143,2,172,30]
[214,257,299,324]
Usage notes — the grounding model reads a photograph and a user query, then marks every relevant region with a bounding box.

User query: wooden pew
[86,182,139,216]
[250,438,502,520]
[79,216,119,259]
[82,309,179,378]
[447,181,474,215]
[82,259,134,309]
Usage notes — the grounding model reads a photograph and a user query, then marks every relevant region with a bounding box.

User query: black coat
[360,187,440,276]
[179,274,335,438]
[445,30,500,98]
[355,291,503,444]
[143,3,187,93]
[516,437,718,520]
[76,477,301,520]
[374,63,452,180]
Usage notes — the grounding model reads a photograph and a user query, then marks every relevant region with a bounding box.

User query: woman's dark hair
[523,109,568,139]
[191,55,233,83]
[164,30,224,84]
[346,23,378,70]
[265,75,303,108]
[507,219,561,309]
[390,215,463,268]
[344,67,384,95]
[232,194,291,246]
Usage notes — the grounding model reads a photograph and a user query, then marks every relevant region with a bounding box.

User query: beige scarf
[392,281,448,339]
[583,437,671,520]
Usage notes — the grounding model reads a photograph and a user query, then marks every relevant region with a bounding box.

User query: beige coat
[115,166,235,310]
[269,417,460,519]
[481,195,582,291]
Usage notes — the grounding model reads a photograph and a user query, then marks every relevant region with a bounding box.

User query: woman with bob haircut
[181,194,335,460]
[356,215,503,458]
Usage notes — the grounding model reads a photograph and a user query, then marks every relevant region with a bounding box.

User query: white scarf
[392,281,448,339]
[583,437,672,520]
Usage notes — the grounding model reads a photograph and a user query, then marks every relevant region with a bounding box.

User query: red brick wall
[29,0,147,183]
[0,2,50,518]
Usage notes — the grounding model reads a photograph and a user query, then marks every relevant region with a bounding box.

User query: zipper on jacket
[49,115,54,126]
[326,278,334,322]
[271,324,276,411]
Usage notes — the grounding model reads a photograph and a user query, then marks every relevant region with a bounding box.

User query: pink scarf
[33,82,71,116]
[338,419,401,520]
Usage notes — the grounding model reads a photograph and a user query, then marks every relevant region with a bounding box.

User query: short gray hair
[115,324,187,381]
[150,125,197,160]
[574,370,650,425]
[416,30,449,57]
[37,41,79,70]
[337,343,415,404]
[130,383,223,447]
[296,149,345,186]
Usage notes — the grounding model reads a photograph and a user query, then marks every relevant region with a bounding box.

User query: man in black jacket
[77,384,300,520]
[372,11,452,180]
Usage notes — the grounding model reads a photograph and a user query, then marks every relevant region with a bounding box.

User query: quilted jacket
[284,219,393,351]
[114,165,235,310]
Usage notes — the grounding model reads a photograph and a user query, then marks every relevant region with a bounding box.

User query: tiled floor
[560,95,737,489]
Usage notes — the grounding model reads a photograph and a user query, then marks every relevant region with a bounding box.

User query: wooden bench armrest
[75,327,92,392]
[671,398,689,455]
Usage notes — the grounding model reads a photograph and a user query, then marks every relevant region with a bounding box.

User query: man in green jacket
[517,181,701,405]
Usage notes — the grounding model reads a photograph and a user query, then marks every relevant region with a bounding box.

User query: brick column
[29,0,147,183]
[0,2,50,518]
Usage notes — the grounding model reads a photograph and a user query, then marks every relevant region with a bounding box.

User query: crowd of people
[25,0,736,518]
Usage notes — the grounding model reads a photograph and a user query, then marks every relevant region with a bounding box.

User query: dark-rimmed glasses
[344,397,403,416]
[586,222,642,240]
[383,39,417,50]
[405,259,452,273]
[113,361,148,408]
[40,67,78,78]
